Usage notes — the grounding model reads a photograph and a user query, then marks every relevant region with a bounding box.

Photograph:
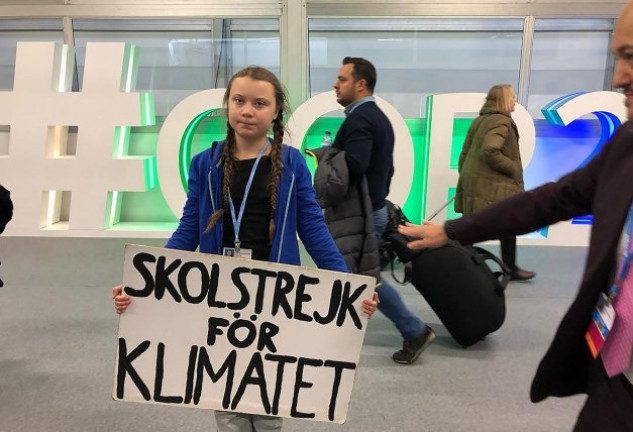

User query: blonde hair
[204,66,289,244]
[485,84,515,115]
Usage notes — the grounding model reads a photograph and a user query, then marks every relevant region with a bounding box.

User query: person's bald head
[613,1,633,119]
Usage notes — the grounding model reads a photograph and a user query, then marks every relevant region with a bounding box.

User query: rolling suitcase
[385,203,510,347]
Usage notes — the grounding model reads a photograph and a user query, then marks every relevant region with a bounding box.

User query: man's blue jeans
[373,205,426,340]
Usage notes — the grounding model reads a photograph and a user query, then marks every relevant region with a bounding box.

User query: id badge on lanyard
[223,141,269,261]
[585,204,633,358]
[586,293,616,358]
[223,246,253,259]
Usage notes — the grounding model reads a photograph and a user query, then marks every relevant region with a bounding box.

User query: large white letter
[0,42,156,234]
[155,89,225,217]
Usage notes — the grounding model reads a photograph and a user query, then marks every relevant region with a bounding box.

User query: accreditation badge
[585,293,616,359]
[222,247,253,259]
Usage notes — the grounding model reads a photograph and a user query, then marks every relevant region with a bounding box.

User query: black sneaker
[392,326,436,364]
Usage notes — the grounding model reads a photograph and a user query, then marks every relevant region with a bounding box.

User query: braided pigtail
[203,125,236,233]
[267,113,285,244]
[222,125,237,208]
[203,209,224,234]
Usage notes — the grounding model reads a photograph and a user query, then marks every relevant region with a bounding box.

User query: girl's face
[227,76,279,144]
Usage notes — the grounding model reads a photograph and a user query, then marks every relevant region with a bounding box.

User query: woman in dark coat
[454,84,535,280]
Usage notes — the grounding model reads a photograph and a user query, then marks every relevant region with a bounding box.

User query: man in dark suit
[398,2,633,429]
[332,57,435,364]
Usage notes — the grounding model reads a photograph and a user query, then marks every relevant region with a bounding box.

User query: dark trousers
[500,236,516,272]
[573,359,633,432]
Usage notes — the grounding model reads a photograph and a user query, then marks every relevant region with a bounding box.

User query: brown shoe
[392,326,436,364]
[511,268,536,281]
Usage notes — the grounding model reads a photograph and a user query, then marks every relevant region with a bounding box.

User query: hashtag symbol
[0,42,156,232]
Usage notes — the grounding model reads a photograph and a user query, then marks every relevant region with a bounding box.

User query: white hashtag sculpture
[0,42,156,233]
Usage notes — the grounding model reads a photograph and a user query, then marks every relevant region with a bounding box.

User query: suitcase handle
[470,246,511,294]
[389,254,413,285]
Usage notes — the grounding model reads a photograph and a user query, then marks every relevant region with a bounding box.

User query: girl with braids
[113,66,377,432]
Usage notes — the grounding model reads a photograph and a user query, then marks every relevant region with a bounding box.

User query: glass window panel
[528,19,615,118]
[309,18,524,119]
[229,30,282,77]
[0,19,64,90]
[534,18,614,32]
[73,19,280,225]
[525,19,615,191]
[227,18,281,75]
[74,19,280,117]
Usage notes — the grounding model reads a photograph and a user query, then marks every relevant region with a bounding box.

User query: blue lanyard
[610,203,633,299]
[228,141,270,252]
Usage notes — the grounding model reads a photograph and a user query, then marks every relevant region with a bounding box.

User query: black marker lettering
[291,357,323,419]
[229,267,250,310]
[155,256,183,302]
[227,317,257,349]
[178,261,209,304]
[337,282,366,329]
[324,360,356,421]
[264,354,297,415]
[257,321,279,353]
[207,263,225,308]
[125,253,156,297]
[194,348,236,409]
[272,271,294,318]
[153,342,184,404]
[314,279,342,325]
[250,268,277,314]
[116,338,151,400]
[207,316,230,346]
[294,275,317,322]
[184,345,199,404]
[231,352,271,414]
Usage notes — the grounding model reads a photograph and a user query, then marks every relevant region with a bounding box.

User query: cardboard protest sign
[113,244,375,423]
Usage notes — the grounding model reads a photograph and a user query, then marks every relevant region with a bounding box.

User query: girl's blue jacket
[165,141,348,272]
